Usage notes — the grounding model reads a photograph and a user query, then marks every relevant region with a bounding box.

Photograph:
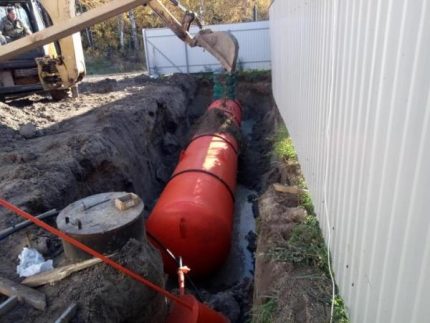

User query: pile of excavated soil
[3,239,166,323]
[0,73,197,322]
[0,74,197,224]
[0,71,280,323]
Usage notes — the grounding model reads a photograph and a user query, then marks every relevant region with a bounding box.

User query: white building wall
[143,21,271,75]
[270,1,430,322]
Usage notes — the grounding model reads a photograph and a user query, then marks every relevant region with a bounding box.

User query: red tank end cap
[166,295,229,323]
[208,99,242,126]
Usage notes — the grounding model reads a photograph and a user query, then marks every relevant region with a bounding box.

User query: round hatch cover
[57,192,144,261]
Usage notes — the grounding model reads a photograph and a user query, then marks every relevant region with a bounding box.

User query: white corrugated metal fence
[270,0,430,322]
[143,21,271,75]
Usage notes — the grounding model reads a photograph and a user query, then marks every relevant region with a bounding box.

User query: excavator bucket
[146,0,239,72]
[194,30,239,72]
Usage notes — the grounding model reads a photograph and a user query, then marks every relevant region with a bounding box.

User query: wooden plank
[0,296,19,317]
[22,257,102,287]
[0,276,46,311]
[273,183,305,195]
[0,0,149,61]
[54,303,77,323]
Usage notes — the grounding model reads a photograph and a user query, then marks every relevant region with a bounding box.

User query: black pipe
[0,209,58,241]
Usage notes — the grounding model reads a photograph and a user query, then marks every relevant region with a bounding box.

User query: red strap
[0,198,192,310]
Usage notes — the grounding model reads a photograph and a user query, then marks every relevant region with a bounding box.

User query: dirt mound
[3,239,166,323]
[0,73,197,322]
[0,74,196,225]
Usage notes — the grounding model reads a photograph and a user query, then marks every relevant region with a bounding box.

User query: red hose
[0,198,192,310]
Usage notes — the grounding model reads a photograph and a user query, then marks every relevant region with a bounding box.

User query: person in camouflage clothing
[0,7,31,44]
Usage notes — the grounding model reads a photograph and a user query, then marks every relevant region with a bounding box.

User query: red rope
[0,198,192,310]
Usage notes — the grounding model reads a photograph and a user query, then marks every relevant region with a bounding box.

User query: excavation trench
[0,73,277,322]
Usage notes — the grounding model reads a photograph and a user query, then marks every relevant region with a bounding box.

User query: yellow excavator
[0,0,239,101]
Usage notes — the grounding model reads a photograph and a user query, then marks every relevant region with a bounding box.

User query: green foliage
[297,177,307,189]
[78,1,272,73]
[273,125,289,143]
[269,216,329,275]
[300,190,315,215]
[79,0,271,53]
[251,297,278,323]
[180,0,270,24]
[273,127,297,160]
[333,295,350,323]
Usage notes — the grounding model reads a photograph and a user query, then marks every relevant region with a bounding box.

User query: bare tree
[118,15,125,51]
[129,10,140,50]
[253,0,258,21]
[76,0,94,48]
[242,0,249,21]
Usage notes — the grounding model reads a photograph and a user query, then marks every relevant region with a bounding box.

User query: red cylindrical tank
[146,100,241,277]
[166,295,229,323]
[208,99,242,126]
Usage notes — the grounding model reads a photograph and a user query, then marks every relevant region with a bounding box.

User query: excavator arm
[147,0,238,71]
[0,0,238,72]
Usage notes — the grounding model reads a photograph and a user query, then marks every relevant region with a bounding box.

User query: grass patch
[274,136,297,160]
[251,296,278,323]
[300,190,315,215]
[269,216,329,274]
[333,296,350,322]
[273,126,297,161]
[267,213,350,322]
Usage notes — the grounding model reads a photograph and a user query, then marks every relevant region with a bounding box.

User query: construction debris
[114,193,141,211]
[19,123,37,139]
[54,303,78,323]
[22,257,103,288]
[0,276,46,311]
[272,183,305,195]
[0,296,19,316]
[0,209,58,241]
[16,248,53,278]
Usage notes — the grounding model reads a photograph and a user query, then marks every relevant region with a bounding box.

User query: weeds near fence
[251,296,278,323]
[269,215,329,274]
[273,126,297,161]
[268,126,350,323]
